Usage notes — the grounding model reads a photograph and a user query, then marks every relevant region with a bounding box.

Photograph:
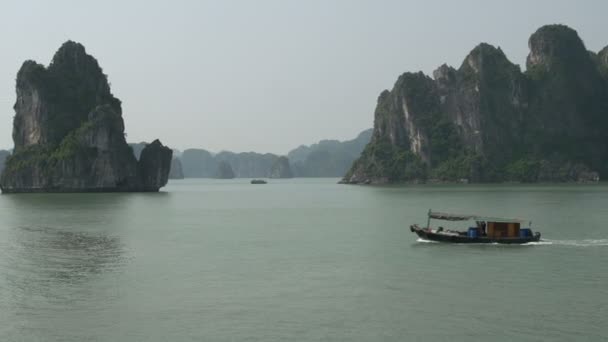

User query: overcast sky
[0,0,606,154]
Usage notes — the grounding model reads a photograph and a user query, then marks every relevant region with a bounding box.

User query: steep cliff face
[129,142,148,160]
[169,158,184,179]
[0,41,171,193]
[442,44,527,160]
[13,61,52,148]
[598,46,608,79]
[129,142,183,180]
[525,25,608,172]
[215,160,235,179]
[0,150,10,175]
[181,149,217,177]
[138,140,172,190]
[269,156,293,178]
[344,25,608,184]
[344,73,446,184]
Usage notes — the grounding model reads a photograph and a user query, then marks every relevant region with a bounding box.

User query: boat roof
[428,211,527,223]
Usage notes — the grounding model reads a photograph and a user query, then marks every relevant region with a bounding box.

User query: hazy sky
[0,1,606,154]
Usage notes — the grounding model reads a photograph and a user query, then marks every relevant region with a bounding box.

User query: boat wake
[415,238,608,247]
[532,239,608,247]
[416,238,439,243]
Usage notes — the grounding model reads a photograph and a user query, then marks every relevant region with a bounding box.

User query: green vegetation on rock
[0,41,172,193]
[343,24,608,184]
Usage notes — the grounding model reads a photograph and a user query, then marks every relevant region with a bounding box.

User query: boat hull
[410,225,541,244]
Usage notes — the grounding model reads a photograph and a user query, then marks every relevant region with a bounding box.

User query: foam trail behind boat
[416,238,438,243]
[540,239,608,247]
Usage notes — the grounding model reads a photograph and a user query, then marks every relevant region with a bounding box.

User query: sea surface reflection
[0,194,134,339]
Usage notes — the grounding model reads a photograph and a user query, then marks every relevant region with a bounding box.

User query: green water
[1,179,607,341]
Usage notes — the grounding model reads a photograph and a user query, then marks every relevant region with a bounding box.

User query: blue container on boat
[467,227,479,238]
[520,228,532,238]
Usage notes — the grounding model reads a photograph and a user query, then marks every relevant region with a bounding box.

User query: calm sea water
[0,179,607,341]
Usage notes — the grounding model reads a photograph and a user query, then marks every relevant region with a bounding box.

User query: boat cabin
[486,221,520,238]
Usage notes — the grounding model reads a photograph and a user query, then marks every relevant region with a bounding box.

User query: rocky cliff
[138,140,172,190]
[215,160,235,179]
[169,158,184,179]
[597,46,608,79]
[0,150,10,175]
[129,142,148,160]
[343,25,608,184]
[129,142,184,180]
[269,156,293,178]
[181,149,217,177]
[0,41,172,193]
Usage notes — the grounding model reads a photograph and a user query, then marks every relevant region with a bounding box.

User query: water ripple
[539,239,608,247]
[1,225,128,306]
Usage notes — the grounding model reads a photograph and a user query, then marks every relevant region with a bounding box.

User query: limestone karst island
[343,25,608,185]
[0,41,172,193]
[1,25,606,191]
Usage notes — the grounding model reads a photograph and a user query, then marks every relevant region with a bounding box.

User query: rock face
[169,158,184,179]
[0,41,172,193]
[215,160,235,179]
[129,142,148,160]
[288,129,372,177]
[598,46,608,79]
[129,142,184,180]
[138,140,173,189]
[181,149,217,177]
[269,156,293,178]
[0,150,10,175]
[344,25,608,184]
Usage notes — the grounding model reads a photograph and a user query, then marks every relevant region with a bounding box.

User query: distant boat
[410,210,541,244]
[250,179,267,184]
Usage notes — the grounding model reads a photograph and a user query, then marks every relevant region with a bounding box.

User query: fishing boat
[410,210,541,244]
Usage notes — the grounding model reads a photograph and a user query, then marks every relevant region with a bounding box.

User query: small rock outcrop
[138,140,173,190]
[269,156,293,178]
[215,160,235,179]
[343,24,608,184]
[0,41,172,193]
[130,142,184,180]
